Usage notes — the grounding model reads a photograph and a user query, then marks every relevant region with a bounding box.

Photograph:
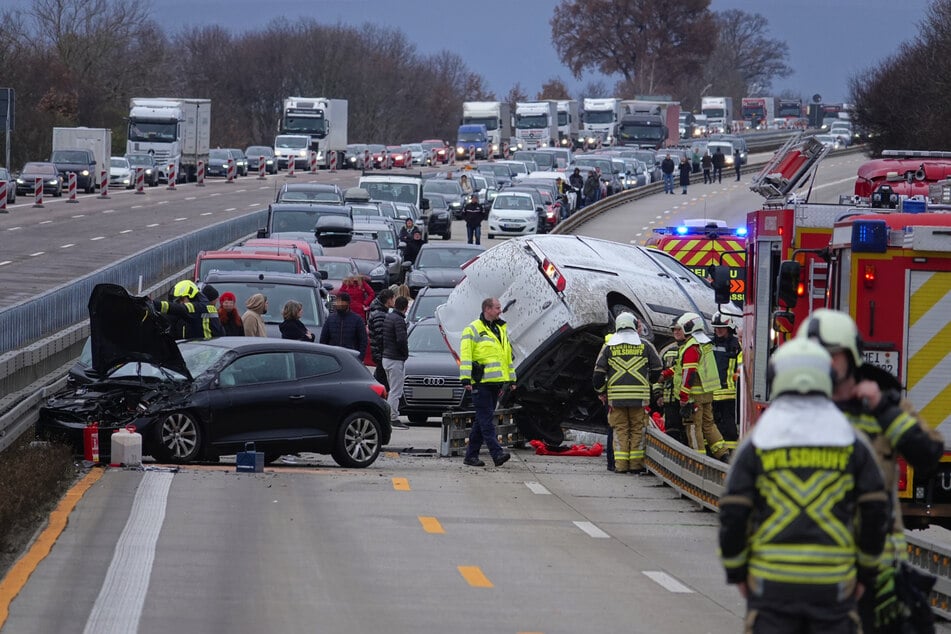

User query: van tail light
[897,457,908,492]
[369,383,388,400]
[540,258,567,293]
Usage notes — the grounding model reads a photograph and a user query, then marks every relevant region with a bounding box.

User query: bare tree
[537,78,571,100]
[504,82,528,117]
[575,79,608,101]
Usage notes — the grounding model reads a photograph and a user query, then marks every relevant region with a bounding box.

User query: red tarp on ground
[529,440,603,457]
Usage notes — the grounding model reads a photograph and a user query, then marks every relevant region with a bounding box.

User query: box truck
[127,98,211,182]
[279,97,348,168]
[51,127,111,193]
[462,101,512,157]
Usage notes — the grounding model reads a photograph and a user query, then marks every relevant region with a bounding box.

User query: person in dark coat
[318,292,367,354]
[711,147,725,183]
[582,171,601,207]
[461,194,484,245]
[402,228,424,265]
[678,155,691,195]
[660,153,676,194]
[733,148,742,181]
[367,288,395,388]
[217,291,243,337]
[279,299,314,341]
[701,151,713,184]
[382,296,410,429]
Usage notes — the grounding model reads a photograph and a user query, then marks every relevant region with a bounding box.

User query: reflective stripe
[884,411,916,446]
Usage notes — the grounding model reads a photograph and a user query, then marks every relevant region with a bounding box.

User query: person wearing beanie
[319,291,368,354]
[242,293,268,337]
[218,291,243,336]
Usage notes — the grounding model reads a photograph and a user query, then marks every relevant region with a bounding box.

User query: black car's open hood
[88,283,191,380]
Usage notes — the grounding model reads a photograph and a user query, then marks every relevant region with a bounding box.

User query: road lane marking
[146,223,159,227]
[524,481,550,495]
[392,477,410,491]
[225,207,236,212]
[7,226,21,231]
[419,516,445,533]
[101,209,114,213]
[0,261,10,266]
[200,212,213,216]
[174,217,187,222]
[119,230,132,234]
[209,193,221,197]
[83,471,173,634]
[642,571,694,593]
[458,566,493,588]
[71,214,85,218]
[0,468,104,627]
[247,203,257,207]
[29,252,44,257]
[60,244,74,249]
[90,236,105,241]
[157,201,168,205]
[573,521,610,538]
[131,205,142,209]
[236,189,246,193]
[185,196,196,201]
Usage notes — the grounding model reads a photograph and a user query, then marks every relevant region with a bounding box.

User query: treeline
[0,0,491,168]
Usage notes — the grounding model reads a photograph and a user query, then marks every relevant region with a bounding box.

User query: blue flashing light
[851,220,888,253]
[675,225,689,235]
[735,227,748,237]
[901,199,927,214]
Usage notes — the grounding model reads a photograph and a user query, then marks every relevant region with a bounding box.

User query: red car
[369,144,390,169]
[386,145,410,169]
[421,139,450,165]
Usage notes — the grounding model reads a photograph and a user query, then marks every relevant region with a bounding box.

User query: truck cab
[581,97,621,147]
[514,102,558,150]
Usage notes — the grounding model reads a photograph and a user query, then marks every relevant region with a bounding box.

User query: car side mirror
[536,206,545,213]
[711,265,732,305]
[256,228,267,238]
[318,270,329,280]
[420,198,430,210]
[385,256,396,264]
[401,261,412,270]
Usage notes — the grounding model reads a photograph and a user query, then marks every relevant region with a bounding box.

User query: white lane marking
[225,207,236,212]
[642,571,694,593]
[157,201,168,205]
[0,260,11,265]
[90,236,105,241]
[7,226,22,230]
[185,196,196,201]
[71,214,85,218]
[60,244,75,249]
[146,223,159,227]
[524,481,551,495]
[209,193,221,197]
[236,189,246,193]
[247,203,257,208]
[573,521,610,538]
[83,472,173,634]
[29,252,44,257]
[174,217,187,221]
[102,209,115,213]
[200,212,213,216]
[119,230,132,234]
[131,205,143,209]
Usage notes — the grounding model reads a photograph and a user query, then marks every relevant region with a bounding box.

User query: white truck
[555,100,580,149]
[581,97,622,147]
[514,101,558,150]
[279,97,348,169]
[51,127,111,193]
[700,96,733,134]
[127,98,210,182]
[462,101,512,157]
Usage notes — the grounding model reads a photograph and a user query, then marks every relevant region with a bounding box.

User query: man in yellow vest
[711,312,742,450]
[459,297,516,467]
[671,312,730,461]
[593,313,662,473]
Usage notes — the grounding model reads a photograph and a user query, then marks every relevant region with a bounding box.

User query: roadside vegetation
[0,434,77,579]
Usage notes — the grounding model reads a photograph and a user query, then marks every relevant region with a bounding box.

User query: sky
[14,0,937,104]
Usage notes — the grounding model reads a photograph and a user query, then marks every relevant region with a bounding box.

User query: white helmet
[711,312,736,331]
[674,312,704,335]
[768,338,833,398]
[614,313,637,331]
[796,309,863,369]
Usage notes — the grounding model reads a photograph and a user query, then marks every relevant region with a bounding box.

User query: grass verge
[0,432,78,580]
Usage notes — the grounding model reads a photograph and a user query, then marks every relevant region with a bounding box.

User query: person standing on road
[398,217,415,245]
[592,313,662,474]
[711,312,742,451]
[367,288,395,389]
[402,228,424,265]
[462,194,484,245]
[678,155,691,195]
[658,326,687,445]
[733,148,742,181]
[719,337,888,634]
[154,280,224,340]
[459,297,515,467]
[582,170,600,207]
[569,167,584,211]
[319,292,368,354]
[217,291,243,337]
[712,147,725,184]
[382,296,410,430]
[279,299,315,341]
[338,274,375,322]
[797,309,944,633]
[460,173,473,196]
[660,153,676,194]
[241,293,268,338]
[701,151,713,184]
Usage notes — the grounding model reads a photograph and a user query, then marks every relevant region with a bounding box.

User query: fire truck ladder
[749,133,831,201]
[808,258,829,309]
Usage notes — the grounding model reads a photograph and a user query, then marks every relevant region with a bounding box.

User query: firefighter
[593,313,662,474]
[669,312,730,461]
[154,279,223,340]
[658,325,687,445]
[719,337,889,633]
[797,309,944,633]
[711,312,742,450]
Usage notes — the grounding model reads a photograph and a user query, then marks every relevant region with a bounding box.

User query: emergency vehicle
[712,132,951,527]
[647,219,747,306]
[854,149,951,207]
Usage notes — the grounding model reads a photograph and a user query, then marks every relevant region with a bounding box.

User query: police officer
[671,312,730,461]
[719,338,889,633]
[711,312,742,450]
[593,313,662,474]
[154,280,223,339]
[797,309,944,633]
[459,297,515,467]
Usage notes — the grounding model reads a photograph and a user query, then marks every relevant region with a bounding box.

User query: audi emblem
[421,377,446,386]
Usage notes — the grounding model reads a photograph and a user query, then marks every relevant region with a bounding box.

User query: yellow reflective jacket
[459,317,516,384]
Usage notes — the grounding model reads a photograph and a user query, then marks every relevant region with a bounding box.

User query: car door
[290,351,344,443]
[210,351,299,451]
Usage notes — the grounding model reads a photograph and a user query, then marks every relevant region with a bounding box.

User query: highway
[4,151,949,634]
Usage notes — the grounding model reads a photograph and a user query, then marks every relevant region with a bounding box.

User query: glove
[679,402,696,420]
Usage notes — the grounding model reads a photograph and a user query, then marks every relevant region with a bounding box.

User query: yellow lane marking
[458,565,494,588]
[0,467,105,626]
[384,451,399,458]
[392,477,410,491]
[418,516,445,534]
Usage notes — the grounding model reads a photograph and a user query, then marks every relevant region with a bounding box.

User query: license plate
[412,387,454,400]
[862,350,899,376]
[502,224,518,231]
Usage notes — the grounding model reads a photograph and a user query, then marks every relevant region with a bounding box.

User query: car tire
[151,411,203,463]
[487,234,494,239]
[408,413,429,425]
[442,231,451,240]
[331,411,383,468]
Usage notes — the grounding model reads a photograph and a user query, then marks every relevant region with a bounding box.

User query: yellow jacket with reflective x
[459,316,515,385]
[593,331,662,407]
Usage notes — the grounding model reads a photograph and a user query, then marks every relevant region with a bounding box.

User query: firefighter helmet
[767,338,833,398]
[173,279,200,299]
[614,312,637,331]
[674,312,704,335]
[795,308,863,368]
[711,312,737,331]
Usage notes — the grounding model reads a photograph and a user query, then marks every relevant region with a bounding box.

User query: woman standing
[678,155,691,195]
[279,300,315,341]
[337,274,375,322]
[217,291,243,336]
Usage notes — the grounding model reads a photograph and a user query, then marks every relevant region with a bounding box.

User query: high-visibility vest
[459,317,516,384]
[713,334,742,401]
[679,337,719,395]
[596,333,652,404]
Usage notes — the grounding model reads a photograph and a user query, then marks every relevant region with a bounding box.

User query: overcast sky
[17,0,936,104]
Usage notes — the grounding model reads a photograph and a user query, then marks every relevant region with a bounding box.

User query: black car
[406,286,451,323]
[245,146,278,174]
[15,162,63,197]
[275,182,344,204]
[422,179,465,218]
[400,318,472,425]
[125,153,160,187]
[0,167,17,203]
[206,149,233,177]
[403,243,484,296]
[37,284,390,467]
[49,148,97,193]
[259,202,354,239]
[422,192,453,238]
[226,148,249,176]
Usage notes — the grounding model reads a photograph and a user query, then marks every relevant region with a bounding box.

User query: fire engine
[712,133,951,527]
[647,219,747,306]
[854,149,951,207]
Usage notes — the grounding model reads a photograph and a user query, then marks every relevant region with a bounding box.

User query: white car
[487,192,541,238]
[814,134,842,150]
[435,234,736,443]
[109,157,134,189]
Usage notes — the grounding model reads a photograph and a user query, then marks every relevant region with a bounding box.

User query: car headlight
[16,178,24,184]
[605,136,613,143]
[80,170,89,176]
[298,150,307,156]
[456,146,465,153]
[349,157,356,163]
[492,144,499,152]
[561,138,569,146]
[145,168,153,174]
[47,178,58,184]
[370,265,386,277]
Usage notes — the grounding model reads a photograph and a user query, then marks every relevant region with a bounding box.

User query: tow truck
[711,132,951,527]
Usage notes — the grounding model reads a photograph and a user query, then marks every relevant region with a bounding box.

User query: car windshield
[584,110,615,124]
[107,341,229,381]
[457,132,484,142]
[280,191,342,203]
[361,182,419,204]
[410,294,447,322]
[110,158,128,168]
[574,157,614,172]
[350,204,384,218]
[355,228,397,250]
[247,146,272,156]
[283,114,327,135]
[318,260,356,279]
[513,151,553,169]
[128,120,176,142]
[270,208,327,233]
[424,181,461,195]
[421,141,443,151]
[408,322,449,353]
[209,149,231,159]
[198,257,298,280]
[276,136,308,149]
[126,155,153,166]
[23,163,55,175]
[417,247,477,269]
[463,116,498,131]
[51,150,89,163]
[483,165,511,177]
[324,240,381,261]
[208,281,322,326]
[494,195,534,210]
[515,114,547,129]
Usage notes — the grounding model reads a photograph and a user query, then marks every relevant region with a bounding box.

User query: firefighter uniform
[659,341,687,445]
[719,338,889,634]
[675,313,729,460]
[593,314,661,473]
[154,280,223,340]
[711,314,742,449]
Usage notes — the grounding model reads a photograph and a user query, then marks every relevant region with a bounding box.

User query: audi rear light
[369,383,388,399]
[540,258,567,293]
